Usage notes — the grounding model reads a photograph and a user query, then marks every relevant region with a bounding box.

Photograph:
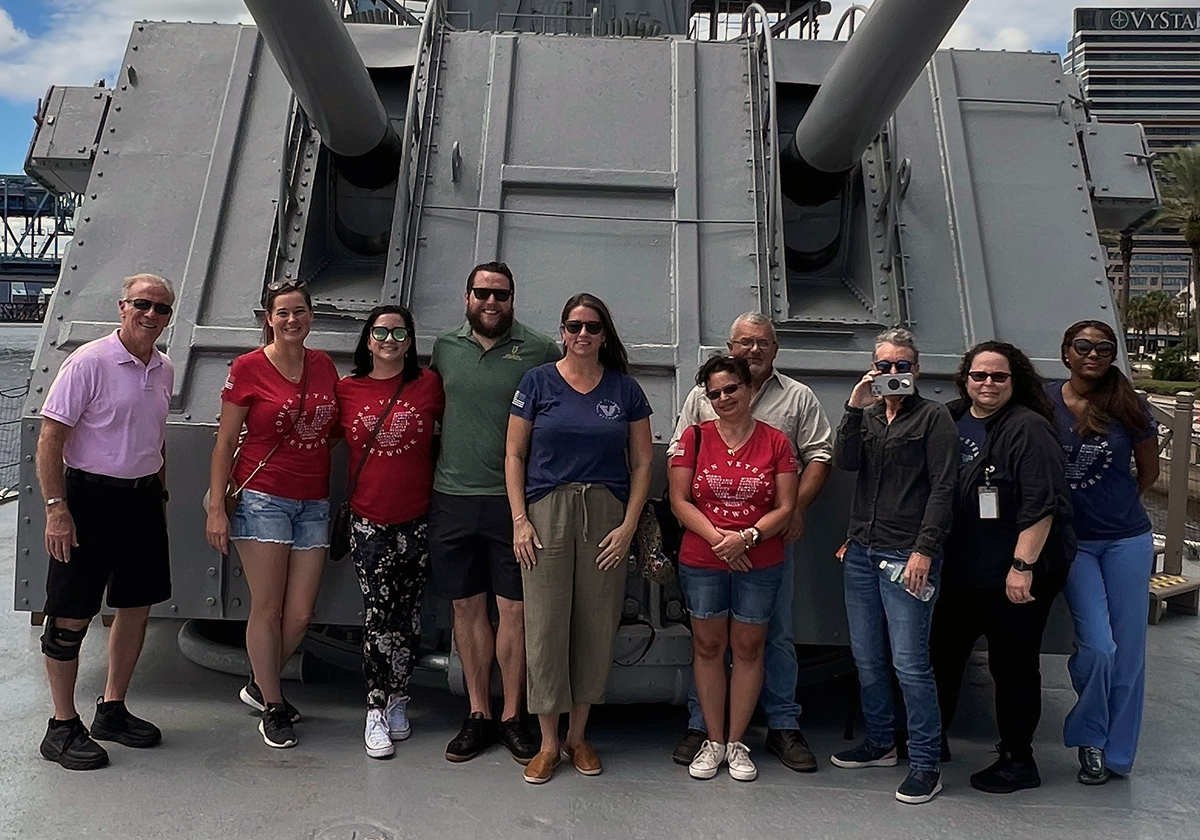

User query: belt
[65,467,159,490]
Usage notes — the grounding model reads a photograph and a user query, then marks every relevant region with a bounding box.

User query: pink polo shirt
[42,331,174,479]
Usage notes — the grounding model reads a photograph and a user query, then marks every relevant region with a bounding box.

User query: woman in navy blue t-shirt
[1048,320,1159,785]
[505,292,653,784]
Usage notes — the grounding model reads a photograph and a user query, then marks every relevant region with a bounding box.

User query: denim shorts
[230,489,331,550]
[678,562,785,625]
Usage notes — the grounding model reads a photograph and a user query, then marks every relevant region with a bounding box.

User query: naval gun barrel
[785,0,969,202]
[244,0,402,190]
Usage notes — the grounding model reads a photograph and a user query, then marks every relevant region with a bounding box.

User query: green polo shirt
[430,319,561,496]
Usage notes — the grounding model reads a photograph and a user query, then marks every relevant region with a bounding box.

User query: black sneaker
[831,738,898,769]
[672,728,707,766]
[765,728,818,773]
[896,768,943,804]
[90,696,162,748]
[259,704,297,749]
[240,675,301,723]
[40,716,109,771]
[1077,746,1111,786]
[445,712,497,763]
[498,717,540,765]
[970,752,1041,794]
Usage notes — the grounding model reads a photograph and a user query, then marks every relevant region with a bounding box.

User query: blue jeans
[687,546,803,731]
[231,489,331,550]
[843,541,942,771]
[1062,532,1154,775]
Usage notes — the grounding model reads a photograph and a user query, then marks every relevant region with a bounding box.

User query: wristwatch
[1011,558,1036,573]
[45,497,65,508]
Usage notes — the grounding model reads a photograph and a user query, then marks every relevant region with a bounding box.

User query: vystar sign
[1103,8,1200,30]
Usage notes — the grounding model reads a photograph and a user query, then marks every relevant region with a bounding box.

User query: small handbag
[328,378,407,562]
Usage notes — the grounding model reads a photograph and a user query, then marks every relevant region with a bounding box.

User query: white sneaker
[385,695,411,741]
[726,741,757,782]
[364,709,394,759]
[688,740,726,780]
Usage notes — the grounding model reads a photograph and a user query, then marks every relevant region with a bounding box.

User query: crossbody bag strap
[232,357,310,495]
[345,377,407,503]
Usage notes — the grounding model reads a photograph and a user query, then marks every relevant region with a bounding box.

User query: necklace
[715,420,754,455]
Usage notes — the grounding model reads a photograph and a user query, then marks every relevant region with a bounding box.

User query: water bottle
[878,559,935,602]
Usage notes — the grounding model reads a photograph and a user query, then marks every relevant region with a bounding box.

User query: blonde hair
[121,273,175,304]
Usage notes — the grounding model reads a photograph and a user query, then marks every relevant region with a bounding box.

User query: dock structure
[0,174,68,322]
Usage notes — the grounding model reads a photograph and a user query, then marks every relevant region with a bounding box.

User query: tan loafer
[563,742,603,776]
[523,750,561,784]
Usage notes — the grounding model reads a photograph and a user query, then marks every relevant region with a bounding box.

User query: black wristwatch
[1011,558,1036,573]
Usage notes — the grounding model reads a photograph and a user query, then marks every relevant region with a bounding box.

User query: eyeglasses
[371,326,409,343]
[875,359,913,374]
[731,338,775,351]
[266,279,308,292]
[563,320,603,335]
[1071,338,1116,358]
[122,298,173,316]
[967,371,1011,384]
[705,383,742,401]
[470,287,512,303]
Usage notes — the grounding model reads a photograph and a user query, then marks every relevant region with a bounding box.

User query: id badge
[978,486,999,520]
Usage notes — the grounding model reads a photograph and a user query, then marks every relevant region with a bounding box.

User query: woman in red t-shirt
[669,355,798,783]
[335,305,444,759]
[205,281,339,751]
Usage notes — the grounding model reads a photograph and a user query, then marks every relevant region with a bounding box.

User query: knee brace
[41,618,89,662]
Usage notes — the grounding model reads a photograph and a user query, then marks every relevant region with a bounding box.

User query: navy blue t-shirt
[957,413,987,465]
[511,364,653,505]
[1046,380,1157,541]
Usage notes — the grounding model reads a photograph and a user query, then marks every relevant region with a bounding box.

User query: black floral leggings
[349,513,430,709]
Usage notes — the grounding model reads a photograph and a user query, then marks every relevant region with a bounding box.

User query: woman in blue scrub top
[1048,320,1159,785]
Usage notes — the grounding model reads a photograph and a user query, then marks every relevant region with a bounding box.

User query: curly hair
[1060,320,1150,438]
[954,342,1055,425]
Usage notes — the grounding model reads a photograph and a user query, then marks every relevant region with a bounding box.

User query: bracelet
[739,530,752,548]
[45,497,66,508]
[513,514,528,523]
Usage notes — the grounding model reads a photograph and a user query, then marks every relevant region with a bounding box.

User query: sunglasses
[123,298,173,316]
[1071,338,1116,358]
[563,320,603,335]
[267,279,308,292]
[967,371,1011,384]
[705,383,742,401]
[875,359,913,374]
[371,326,409,343]
[470,287,512,303]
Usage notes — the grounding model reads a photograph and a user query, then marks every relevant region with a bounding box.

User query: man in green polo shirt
[429,261,560,766]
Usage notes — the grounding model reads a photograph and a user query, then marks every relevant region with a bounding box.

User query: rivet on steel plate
[206,597,216,606]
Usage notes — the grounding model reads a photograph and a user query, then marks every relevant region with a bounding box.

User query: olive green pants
[523,483,627,715]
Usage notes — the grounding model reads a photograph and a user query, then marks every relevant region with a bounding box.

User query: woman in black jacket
[931,342,1075,794]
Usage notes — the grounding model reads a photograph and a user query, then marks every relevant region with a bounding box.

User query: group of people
[33,268,1159,806]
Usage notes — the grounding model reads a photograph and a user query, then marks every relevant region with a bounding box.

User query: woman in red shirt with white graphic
[669,355,798,784]
[205,281,339,751]
[336,305,444,759]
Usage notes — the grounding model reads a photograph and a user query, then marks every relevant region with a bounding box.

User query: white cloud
[0,1,250,103]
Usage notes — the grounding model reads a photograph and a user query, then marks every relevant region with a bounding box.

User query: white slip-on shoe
[726,741,758,782]
[364,709,395,759]
[688,740,726,780]
[385,695,411,741]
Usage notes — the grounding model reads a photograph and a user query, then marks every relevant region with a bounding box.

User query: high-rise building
[1065,7,1199,309]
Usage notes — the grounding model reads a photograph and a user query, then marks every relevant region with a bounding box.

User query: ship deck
[3,506,1199,840]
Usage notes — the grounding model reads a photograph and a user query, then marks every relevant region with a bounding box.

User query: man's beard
[466,306,513,339]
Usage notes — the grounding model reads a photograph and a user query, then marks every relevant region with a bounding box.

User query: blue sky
[0,1,1194,176]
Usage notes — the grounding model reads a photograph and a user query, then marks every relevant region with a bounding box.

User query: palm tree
[1126,295,1152,354]
[1100,229,1136,323]
[1152,146,1200,331]
[1145,289,1177,346]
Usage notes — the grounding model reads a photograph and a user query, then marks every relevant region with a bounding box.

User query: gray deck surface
[2,505,1199,840]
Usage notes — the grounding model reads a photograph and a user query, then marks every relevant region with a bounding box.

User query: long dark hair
[352,305,420,381]
[1060,320,1149,438]
[560,292,628,374]
[261,281,312,344]
[954,342,1055,425]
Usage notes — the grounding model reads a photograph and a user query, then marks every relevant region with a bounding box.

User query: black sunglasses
[968,371,1011,384]
[267,279,308,292]
[1071,338,1116,358]
[470,287,512,303]
[371,326,409,343]
[705,383,742,401]
[875,359,913,374]
[563,320,603,335]
[123,298,173,316]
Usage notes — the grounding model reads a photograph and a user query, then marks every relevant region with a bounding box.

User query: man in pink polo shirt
[35,272,175,771]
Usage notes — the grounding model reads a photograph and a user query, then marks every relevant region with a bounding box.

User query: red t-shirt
[336,369,445,525]
[670,420,797,570]
[221,348,340,501]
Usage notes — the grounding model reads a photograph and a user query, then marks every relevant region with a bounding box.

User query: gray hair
[121,273,175,304]
[874,327,919,363]
[729,312,777,343]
